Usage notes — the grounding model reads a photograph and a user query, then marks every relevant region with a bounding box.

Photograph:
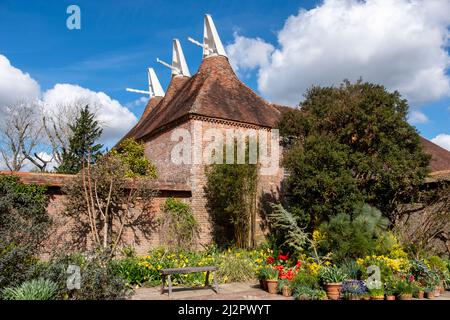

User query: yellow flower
[312,230,323,242]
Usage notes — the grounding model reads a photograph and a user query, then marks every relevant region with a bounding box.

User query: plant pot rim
[266,279,278,282]
[325,282,342,285]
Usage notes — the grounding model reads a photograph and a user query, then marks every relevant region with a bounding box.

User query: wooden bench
[160,266,219,296]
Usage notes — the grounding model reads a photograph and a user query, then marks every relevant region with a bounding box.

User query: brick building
[2,15,450,255]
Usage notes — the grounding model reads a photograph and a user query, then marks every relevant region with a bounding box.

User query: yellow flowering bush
[356,255,410,281]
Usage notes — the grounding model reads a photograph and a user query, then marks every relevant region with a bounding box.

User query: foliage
[338,260,362,280]
[277,80,430,226]
[393,275,415,295]
[216,254,256,283]
[369,287,385,298]
[293,285,327,300]
[35,249,130,300]
[2,278,58,300]
[159,198,199,250]
[62,150,157,254]
[292,270,320,290]
[0,175,50,289]
[57,105,103,174]
[267,203,310,252]
[318,266,348,284]
[204,142,258,248]
[318,204,390,261]
[111,138,157,178]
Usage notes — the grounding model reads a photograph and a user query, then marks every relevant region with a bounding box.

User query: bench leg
[213,271,218,293]
[205,271,210,287]
[168,275,173,297]
[161,275,165,294]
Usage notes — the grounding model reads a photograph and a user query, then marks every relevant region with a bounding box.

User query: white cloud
[125,96,148,109]
[0,55,40,109]
[228,0,450,106]
[408,110,429,124]
[43,84,137,147]
[432,133,450,151]
[226,33,275,75]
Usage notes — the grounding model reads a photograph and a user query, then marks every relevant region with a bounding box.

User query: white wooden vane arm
[172,39,191,77]
[203,14,227,58]
[126,88,151,96]
[147,68,165,97]
[157,39,190,77]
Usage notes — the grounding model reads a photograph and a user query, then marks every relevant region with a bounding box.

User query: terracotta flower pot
[325,283,342,300]
[282,285,292,297]
[398,293,412,300]
[434,287,440,297]
[425,291,434,299]
[439,286,445,294]
[266,280,278,294]
[259,279,267,290]
[370,296,384,300]
[417,291,424,299]
[385,295,396,300]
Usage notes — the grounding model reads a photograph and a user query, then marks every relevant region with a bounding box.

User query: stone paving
[131,282,450,300]
[131,282,293,300]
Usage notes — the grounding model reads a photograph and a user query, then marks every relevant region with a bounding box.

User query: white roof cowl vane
[147,68,165,97]
[157,39,191,77]
[188,14,228,59]
[126,67,165,98]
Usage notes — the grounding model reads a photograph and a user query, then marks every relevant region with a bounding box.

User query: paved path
[131,282,450,300]
[131,282,293,300]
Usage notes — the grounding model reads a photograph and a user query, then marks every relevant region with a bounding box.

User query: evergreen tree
[57,105,103,174]
[278,80,431,227]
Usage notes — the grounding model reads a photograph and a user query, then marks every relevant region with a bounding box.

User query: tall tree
[278,80,430,227]
[0,100,52,172]
[57,105,103,174]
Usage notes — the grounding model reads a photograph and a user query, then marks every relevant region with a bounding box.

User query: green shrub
[292,270,320,290]
[318,204,390,261]
[0,175,50,290]
[159,198,199,250]
[293,285,327,300]
[318,266,348,284]
[338,260,362,280]
[36,250,130,300]
[2,278,58,300]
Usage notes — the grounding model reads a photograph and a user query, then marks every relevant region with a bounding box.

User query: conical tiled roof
[126,56,283,140]
[419,137,450,172]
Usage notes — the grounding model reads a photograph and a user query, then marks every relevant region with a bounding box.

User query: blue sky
[0,0,449,149]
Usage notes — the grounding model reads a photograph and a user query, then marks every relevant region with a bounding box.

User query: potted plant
[384,277,396,300]
[266,267,279,294]
[394,276,414,300]
[424,287,435,299]
[257,268,268,291]
[341,280,367,300]
[318,266,348,300]
[366,278,384,300]
[369,288,385,300]
[413,283,424,299]
[278,279,292,297]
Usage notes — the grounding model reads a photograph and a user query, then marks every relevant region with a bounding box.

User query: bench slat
[160,266,217,275]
